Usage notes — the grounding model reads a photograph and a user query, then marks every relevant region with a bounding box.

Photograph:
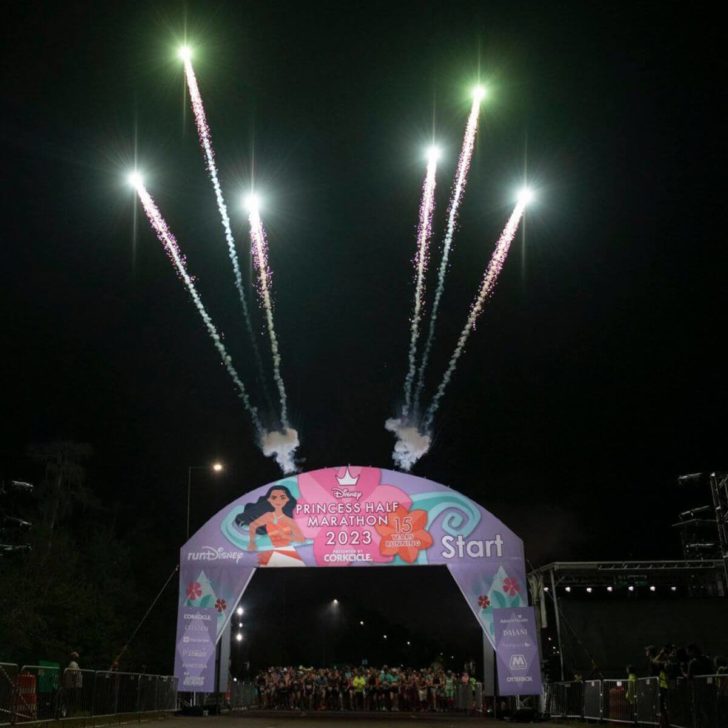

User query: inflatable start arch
[175,466,541,696]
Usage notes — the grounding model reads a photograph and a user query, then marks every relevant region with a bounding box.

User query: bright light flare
[426,145,441,164]
[212,461,223,472]
[517,186,535,205]
[177,45,193,62]
[243,192,261,214]
[235,632,243,642]
[472,85,487,102]
[127,171,144,189]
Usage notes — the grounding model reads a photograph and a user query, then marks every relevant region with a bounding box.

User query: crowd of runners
[253,665,480,711]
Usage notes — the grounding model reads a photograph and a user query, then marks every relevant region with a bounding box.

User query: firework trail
[412,94,484,418]
[423,199,527,432]
[400,152,439,421]
[182,56,268,392]
[247,204,291,432]
[133,178,263,435]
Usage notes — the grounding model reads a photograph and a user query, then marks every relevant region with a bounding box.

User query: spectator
[685,644,713,679]
[63,652,83,716]
[625,665,638,726]
[665,646,682,679]
[653,649,670,728]
[644,646,660,677]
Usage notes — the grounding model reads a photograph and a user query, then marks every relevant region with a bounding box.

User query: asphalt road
[160,714,589,728]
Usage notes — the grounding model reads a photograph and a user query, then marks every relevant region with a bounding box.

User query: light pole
[186,462,224,539]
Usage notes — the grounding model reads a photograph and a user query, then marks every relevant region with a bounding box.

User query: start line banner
[175,466,534,693]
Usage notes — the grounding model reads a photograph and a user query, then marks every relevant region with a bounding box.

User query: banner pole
[493,648,498,719]
[550,568,565,680]
[482,631,495,696]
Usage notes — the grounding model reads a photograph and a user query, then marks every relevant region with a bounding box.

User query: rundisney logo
[186,546,245,563]
[331,488,363,500]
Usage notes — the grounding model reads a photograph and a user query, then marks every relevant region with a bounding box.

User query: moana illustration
[235,485,305,567]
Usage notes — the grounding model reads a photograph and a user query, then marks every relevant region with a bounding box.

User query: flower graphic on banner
[296,467,412,565]
[503,577,520,596]
[478,595,491,609]
[375,505,433,564]
[184,572,218,610]
[215,598,227,613]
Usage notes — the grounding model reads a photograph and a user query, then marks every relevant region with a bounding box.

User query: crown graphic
[336,466,359,487]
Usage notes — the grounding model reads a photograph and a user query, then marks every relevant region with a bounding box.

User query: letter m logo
[509,654,528,671]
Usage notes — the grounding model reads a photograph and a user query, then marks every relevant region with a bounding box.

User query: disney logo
[186,546,245,563]
[332,488,362,500]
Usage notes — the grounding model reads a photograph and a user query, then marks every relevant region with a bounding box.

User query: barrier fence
[546,674,727,727]
[0,664,177,725]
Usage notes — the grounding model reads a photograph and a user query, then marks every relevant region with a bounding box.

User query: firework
[400,146,439,421]
[412,89,485,418]
[181,53,267,391]
[131,175,263,435]
[423,194,529,432]
[246,195,291,431]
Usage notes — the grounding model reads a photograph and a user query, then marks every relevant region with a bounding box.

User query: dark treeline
[0,442,177,674]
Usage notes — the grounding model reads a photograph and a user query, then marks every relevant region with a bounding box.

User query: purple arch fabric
[175,466,535,693]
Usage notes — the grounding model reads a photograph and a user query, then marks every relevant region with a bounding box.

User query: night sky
[2,1,724,667]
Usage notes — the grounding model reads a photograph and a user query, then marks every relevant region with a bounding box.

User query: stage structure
[529,560,727,680]
[174,466,540,697]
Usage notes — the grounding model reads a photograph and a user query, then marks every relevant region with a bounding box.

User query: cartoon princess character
[235,485,306,567]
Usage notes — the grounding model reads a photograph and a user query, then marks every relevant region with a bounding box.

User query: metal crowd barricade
[635,675,659,725]
[2,663,178,723]
[545,681,567,717]
[137,674,158,712]
[0,664,18,726]
[583,679,603,720]
[692,674,728,728]
[156,675,178,711]
[116,673,141,714]
[541,674,728,727]
[93,671,119,715]
[79,668,95,716]
[566,680,584,718]
[601,679,635,724]
[668,677,692,728]
[16,665,65,722]
[474,682,484,711]
[454,682,483,712]
[230,681,257,709]
[35,665,60,720]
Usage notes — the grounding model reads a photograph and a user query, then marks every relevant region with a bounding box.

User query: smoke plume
[385,418,432,471]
